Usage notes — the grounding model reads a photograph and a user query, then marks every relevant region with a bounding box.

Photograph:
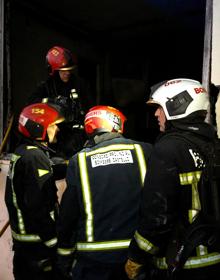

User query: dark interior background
[5,0,206,148]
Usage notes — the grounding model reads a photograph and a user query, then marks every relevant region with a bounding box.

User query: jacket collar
[84,132,123,147]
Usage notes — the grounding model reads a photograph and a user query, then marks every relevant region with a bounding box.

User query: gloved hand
[125,259,143,280]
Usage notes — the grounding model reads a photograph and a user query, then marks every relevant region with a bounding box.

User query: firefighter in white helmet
[125,78,220,280]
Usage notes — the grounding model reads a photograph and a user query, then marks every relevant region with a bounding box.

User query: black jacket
[57,132,152,264]
[5,140,58,257]
[128,121,220,273]
[27,74,91,159]
[27,73,93,116]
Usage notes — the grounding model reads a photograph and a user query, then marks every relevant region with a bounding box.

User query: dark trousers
[149,264,220,280]
[13,250,55,280]
[72,260,130,280]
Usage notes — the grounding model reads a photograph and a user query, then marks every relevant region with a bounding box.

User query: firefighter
[56,105,152,280]
[5,103,65,280]
[27,46,92,159]
[125,78,220,280]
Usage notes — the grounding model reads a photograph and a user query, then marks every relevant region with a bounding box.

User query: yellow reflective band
[134,231,159,255]
[77,239,131,251]
[27,146,38,150]
[78,152,94,242]
[134,144,147,186]
[17,209,26,234]
[11,154,21,162]
[179,171,202,223]
[86,144,135,156]
[38,259,52,272]
[43,265,52,272]
[38,169,50,177]
[44,237,57,247]
[154,252,220,269]
[50,211,55,221]
[197,245,208,256]
[12,230,41,242]
[179,171,201,185]
[42,98,49,103]
[10,154,26,234]
[57,247,75,256]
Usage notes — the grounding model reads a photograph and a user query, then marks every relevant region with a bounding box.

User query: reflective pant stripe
[44,237,57,247]
[12,230,41,242]
[154,252,220,269]
[57,247,76,256]
[77,240,131,251]
[12,231,57,247]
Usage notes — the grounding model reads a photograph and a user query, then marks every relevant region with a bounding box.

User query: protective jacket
[57,132,152,265]
[128,121,220,277]
[27,74,91,159]
[5,139,58,258]
[27,73,92,119]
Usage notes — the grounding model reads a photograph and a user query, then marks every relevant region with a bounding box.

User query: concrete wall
[212,0,220,137]
[212,0,220,85]
[0,160,13,280]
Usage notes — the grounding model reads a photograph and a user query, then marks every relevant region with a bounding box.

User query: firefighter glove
[125,258,143,279]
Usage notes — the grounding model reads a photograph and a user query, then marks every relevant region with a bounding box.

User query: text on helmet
[194,87,206,94]
[31,108,45,114]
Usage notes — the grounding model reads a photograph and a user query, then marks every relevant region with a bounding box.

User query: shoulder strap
[161,131,212,160]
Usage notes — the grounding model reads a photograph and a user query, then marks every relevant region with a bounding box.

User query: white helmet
[147,78,209,120]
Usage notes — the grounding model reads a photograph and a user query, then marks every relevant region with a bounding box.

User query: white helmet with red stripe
[147,78,209,120]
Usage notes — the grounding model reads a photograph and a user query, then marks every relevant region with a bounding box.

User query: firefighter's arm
[125,231,158,279]
[56,158,80,278]
[23,150,58,246]
[125,145,180,279]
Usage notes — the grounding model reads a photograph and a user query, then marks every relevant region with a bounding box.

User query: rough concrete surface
[0,160,14,280]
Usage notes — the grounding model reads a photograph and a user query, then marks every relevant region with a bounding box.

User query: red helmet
[18,103,64,140]
[84,105,127,136]
[46,46,77,75]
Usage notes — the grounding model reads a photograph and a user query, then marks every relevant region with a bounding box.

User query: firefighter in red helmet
[27,46,93,159]
[46,46,77,75]
[5,103,65,280]
[56,105,152,280]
